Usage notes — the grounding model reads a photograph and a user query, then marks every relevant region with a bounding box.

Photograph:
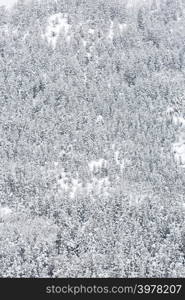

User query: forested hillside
[1,0,185,277]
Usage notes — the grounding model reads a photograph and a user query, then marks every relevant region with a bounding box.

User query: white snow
[166,107,185,127]
[57,170,82,198]
[173,141,185,165]
[88,158,107,172]
[182,203,185,210]
[0,206,12,220]
[82,39,87,48]
[114,150,124,172]
[173,115,185,128]
[166,106,176,116]
[167,107,185,166]
[52,164,82,199]
[42,13,128,53]
[119,23,127,32]
[88,28,95,36]
[0,24,8,35]
[114,150,120,165]
[96,115,104,125]
[107,21,127,41]
[52,150,126,201]
[0,0,17,8]
[58,169,69,191]
[55,156,111,198]
[86,46,93,60]
[112,144,125,172]
[70,178,82,199]
[126,0,159,9]
[56,167,110,198]
[43,13,71,48]
[86,177,110,196]
[108,21,114,41]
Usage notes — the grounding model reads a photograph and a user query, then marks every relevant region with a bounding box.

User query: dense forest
[0,0,185,277]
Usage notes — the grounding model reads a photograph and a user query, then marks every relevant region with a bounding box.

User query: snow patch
[0,206,12,220]
[108,20,114,41]
[55,166,83,199]
[167,107,185,166]
[88,158,107,173]
[70,178,82,199]
[173,115,185,128]
[82,39,87,48]
[182,203,185,210]
[112,144,125,172]
[43,13,71,48]
[0,24,8,35]
[119,23,127,32]
[173,141,185,166]
[107,21,127,41]
[88,28,95,36]
[96,115,104,125]
[86,177,110,197]
[58,169,70,191]
[126,0,157,9]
